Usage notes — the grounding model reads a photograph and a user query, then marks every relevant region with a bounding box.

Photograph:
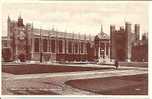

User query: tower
[125,22,132,62]
[135,24,140,41]
[18,15,24,27]
[7,16,11,35]
[110,25,116,59]
[7,16,11,47]
[25,23,33,60]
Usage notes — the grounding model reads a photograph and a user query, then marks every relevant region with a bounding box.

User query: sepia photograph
[1,1,149,95]
[0,97,150,99]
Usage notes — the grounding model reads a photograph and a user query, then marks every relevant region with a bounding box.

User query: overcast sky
[2,1,149,36]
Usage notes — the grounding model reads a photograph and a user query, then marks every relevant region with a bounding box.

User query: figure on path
[115,60,119,69]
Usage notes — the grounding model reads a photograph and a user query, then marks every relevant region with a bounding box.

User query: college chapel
[2,16,148,62]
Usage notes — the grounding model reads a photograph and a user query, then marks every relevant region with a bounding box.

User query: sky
[2,1,149,36]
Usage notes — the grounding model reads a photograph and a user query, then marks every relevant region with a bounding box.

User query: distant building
[110,22,148,62]
[132,33,148,62]
[94,25,110,62]
[2,16,99,62]
[2,16,148,62]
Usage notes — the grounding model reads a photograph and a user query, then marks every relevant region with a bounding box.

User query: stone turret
[125,22,132,62]
[135,24,140,41]
[18,15,24,27]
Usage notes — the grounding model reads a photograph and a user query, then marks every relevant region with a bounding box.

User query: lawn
[2,64,114,75]
[65,74,148,95]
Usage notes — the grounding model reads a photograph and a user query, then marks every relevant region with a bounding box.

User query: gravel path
[2,65,148,95]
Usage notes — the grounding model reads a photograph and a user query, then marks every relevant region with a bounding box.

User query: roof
[96,32,110,40]
[33,28,94,41]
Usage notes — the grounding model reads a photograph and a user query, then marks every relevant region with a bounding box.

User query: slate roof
[33,28,94,41]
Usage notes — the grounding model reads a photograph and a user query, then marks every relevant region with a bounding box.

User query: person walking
[115,60,119,69]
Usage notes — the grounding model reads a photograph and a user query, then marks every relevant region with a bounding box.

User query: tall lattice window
[68,41,72,53]
[81,42,84,53]
[59,40,63,53]
[43,39,47,52]
[34,38,40,52]
[75,43,78,53]
[51,39,55,53]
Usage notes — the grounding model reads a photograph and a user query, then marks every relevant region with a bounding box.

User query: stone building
[110,22,148,62]
[131,33,148,62]
[4,16,98,62]
[2,16,148,62]
[94,25,110,63]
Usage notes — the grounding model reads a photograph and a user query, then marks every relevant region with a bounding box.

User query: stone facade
[110,22,148,62]
[2,16,148,62]
[5,16,99,62]
[94,25,111,63]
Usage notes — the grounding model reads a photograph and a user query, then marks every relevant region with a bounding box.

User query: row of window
[34,38,86,54]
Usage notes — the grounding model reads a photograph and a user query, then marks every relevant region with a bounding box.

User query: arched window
[68,41,72,53]
[34,38,39,52]
[81,42,84,53]
[51,39,55,53]
[43,39,47,52]
[75,43,78,53]
[59,40,63,53]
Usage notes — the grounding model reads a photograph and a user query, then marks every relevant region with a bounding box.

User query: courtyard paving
[2,63,148,95]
